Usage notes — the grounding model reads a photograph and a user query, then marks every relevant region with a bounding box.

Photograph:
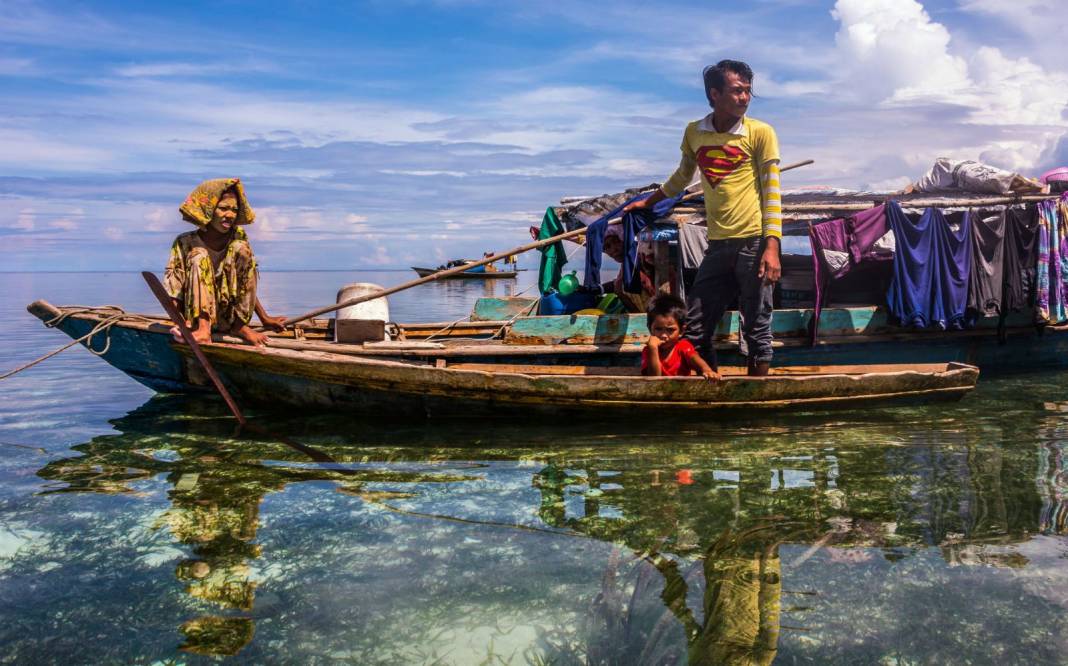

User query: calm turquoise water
[2,272,1068,664]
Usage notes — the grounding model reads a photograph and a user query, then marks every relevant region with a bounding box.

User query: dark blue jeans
[685,236,774,369]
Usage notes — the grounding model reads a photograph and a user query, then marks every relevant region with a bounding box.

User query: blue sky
[2,0,1067,271]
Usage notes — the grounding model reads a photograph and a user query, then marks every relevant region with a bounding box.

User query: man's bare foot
[233,324,269,347]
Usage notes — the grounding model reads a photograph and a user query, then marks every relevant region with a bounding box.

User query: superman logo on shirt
[696,145,749,188]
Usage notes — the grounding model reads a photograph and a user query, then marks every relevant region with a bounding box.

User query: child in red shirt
[642,294,719,379]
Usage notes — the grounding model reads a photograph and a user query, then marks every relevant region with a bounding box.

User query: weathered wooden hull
[206,349,977,416]
[411,267,517,279]
[27,301,977,417]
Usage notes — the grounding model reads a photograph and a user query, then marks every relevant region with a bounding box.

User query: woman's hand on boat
[259,314,287,333]
[701,368,720,381]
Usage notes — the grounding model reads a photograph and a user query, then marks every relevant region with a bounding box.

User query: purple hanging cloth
[886,206,972,329]
[808,218,848,343]
[1055,195,1068,323]
[808,202,894,343]
[847,203,894,265]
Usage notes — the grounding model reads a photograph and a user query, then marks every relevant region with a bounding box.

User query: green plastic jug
[557,271,579,296]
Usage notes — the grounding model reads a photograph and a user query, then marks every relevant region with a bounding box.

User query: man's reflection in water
[688,527,782,665]
[582,524,789,666]
[539,454,807,665]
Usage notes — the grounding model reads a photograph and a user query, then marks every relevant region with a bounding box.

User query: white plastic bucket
[335,283,390,342]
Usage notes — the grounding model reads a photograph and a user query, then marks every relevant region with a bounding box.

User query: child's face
[650,314,683,345]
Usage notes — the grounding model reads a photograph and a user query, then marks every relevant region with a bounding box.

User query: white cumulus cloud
[833,0,970,101]
[830,0,1068,171]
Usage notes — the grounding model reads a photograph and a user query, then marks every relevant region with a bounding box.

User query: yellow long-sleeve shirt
[661,115,782,240]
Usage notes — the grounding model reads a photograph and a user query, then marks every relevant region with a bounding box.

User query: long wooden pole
[282,225,593,326]
[282,159,814,327]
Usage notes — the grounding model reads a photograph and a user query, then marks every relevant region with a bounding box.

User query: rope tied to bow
[1,306,155,381]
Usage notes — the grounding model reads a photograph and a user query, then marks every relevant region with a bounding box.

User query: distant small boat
[412,258,517,279]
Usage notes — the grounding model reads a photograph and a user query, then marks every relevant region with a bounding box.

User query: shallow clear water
[2,272,1068,664]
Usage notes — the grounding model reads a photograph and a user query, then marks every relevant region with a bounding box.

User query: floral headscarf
[179,178,256,227]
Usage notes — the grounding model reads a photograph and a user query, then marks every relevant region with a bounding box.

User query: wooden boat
[27,300,977,417]
[411,259,517,279]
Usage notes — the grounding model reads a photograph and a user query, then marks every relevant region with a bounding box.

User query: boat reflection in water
[34,396,1068,662]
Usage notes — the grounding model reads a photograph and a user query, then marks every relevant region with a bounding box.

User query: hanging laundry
[536,207,566,295]
[965,210,1005,325]
[1061,195,1068,309]
[808,202,894,342]
[677,222,709,270]
[622,208,656,293]
[1048,200,1065,323]
[1036,211,1051,324]
[810,217,849,280]
[1034,199,1068,323]
[1001,206,1040,316]
[582,192,681,291]
[846,203,895,265]
[1058,196,1068,322]
[886,206,972,329]
[582,195,642,291]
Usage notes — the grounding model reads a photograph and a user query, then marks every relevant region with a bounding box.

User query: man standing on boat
[625,59,782,376]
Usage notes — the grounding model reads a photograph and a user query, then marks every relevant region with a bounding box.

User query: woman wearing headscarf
[163,178,285,346]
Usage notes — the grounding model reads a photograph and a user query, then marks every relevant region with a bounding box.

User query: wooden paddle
[282,158,814,327]
[143,271,247,425]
